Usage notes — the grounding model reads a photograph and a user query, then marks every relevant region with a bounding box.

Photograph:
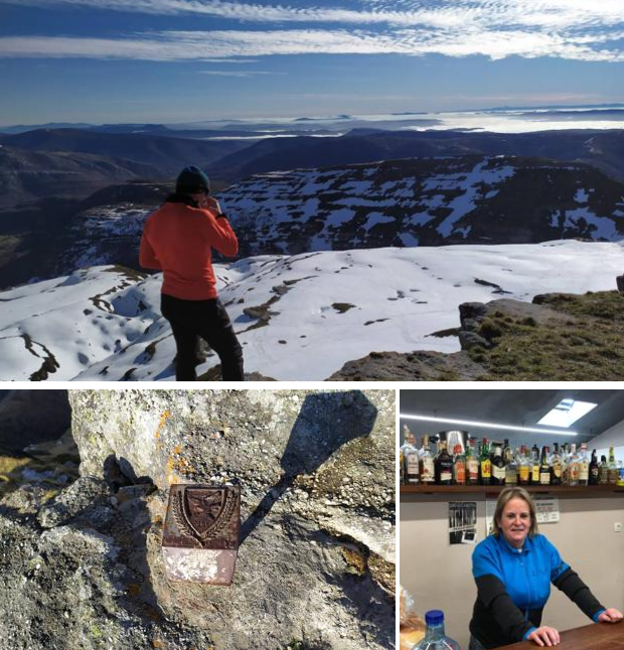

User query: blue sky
[1,0,624,125]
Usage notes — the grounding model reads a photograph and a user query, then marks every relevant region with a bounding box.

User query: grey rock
[458,331,492,350]
[0,390,71,454]
[0,505,213,650]
[38,476,110,529]
[56,389,396,649]
[328,350,486,381]
[458,301,489,327]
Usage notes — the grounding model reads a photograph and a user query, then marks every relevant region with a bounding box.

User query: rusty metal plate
[162,485,240,585]
[163,484,240,550]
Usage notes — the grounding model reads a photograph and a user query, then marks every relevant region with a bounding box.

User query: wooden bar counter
[494,622,624,650]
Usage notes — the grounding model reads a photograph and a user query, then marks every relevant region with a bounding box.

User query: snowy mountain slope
[1,240,623,381]
[58,204,153,273]
[222,156,624,254]
[0,266,152,380]
[4,155,623,293]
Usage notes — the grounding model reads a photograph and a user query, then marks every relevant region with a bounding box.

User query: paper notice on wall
[534,496,560,523]
[449,501,478,545]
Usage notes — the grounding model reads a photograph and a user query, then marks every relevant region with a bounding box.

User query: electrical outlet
[615,523,622,533]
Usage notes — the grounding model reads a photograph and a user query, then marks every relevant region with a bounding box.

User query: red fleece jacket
[139,201,238,300]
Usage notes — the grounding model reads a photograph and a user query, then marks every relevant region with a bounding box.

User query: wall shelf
[401,484,624,497]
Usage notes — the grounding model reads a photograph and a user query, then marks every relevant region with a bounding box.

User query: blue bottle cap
[425,610,445,625]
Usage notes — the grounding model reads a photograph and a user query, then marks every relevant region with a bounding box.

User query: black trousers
[160,293,244,381]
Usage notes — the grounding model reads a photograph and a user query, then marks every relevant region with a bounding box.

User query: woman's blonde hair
[491,487,539,538]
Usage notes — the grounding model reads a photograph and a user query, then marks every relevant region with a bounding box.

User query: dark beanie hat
[176,165,211,194]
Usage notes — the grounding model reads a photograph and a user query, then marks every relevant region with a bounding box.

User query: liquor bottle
[480,438,491,486]
[503,439,513,466]
[505,448,518,486]
[518,446,531,485]
[539,446,551,485]
[491,442,506,486]
[413,610,460,650]
[550,443,563,485]
[453,444,466,486]
[608,446,618,486]
[531,445,541,485]
[599,454,609,485]
[434,441,453,485]
[618,461,624,487]
[399,431,413,485]
[466,438,479,485]
[589,449,600,485]
[568,444,580,486]
[404,437,421,485]
[399,444,405,485]
[420,435,435,485]
[561,443,569,485]
[578,443,589,486]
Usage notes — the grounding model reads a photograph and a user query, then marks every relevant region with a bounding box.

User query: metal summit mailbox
[162,484,240,586]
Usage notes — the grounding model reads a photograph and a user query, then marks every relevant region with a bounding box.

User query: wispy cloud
[4,0,624,30]
[199,69,283,77]
[1,0,624,62]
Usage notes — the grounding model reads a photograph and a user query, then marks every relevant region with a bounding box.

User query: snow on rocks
[1,240,624,381]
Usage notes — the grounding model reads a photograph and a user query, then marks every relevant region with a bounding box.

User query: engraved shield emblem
[183,487,227,539]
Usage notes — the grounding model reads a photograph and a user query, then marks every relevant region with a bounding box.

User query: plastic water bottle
[412,610,461,650]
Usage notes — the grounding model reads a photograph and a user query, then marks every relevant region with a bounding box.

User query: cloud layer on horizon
[1,0,624,63]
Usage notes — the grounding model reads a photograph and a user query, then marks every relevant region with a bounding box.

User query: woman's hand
[527,626,560,647]
[204,196,222,214]
[598,608,624,623]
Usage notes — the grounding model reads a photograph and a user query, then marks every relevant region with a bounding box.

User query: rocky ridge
[221,155,624,255]
[330,290,624,381]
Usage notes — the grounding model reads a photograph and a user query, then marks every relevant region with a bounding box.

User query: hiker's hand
[204,196,222,214]
[598,609,623,623]
[527,626,560,647]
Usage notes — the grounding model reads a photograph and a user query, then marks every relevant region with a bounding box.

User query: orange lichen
[154,410,171,440]
[166,450,195,485]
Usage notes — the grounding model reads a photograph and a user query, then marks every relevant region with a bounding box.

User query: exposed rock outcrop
[0,390,395,650]
[328,350,486,381]
[329,290,624,381]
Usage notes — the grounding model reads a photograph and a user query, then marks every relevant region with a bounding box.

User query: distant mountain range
[223,156,624,255]
[1,153,623,291]
[0,145,160,208]
[207,129,624,184]
[3,125,624,212]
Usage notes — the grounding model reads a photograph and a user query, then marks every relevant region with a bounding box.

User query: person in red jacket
[140,166,244,380]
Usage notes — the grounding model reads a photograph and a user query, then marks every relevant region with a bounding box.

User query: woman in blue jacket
[470,487,622,649]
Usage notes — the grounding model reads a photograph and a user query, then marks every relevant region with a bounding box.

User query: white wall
[587,417,624,461]
[401,494,624,649]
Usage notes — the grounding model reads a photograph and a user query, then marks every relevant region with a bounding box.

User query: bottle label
[579,464,589,482]
[467,459,479,481]
[569,464,580,481]
[519,466,530,482]
[481,460,491,478]
[406,454,420,475]
[421,458,435,482]
[532,466,540,482]
[540,470,551,485]
[454,463,466,484]
[552,462,562,479]
[492,465,505,481]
